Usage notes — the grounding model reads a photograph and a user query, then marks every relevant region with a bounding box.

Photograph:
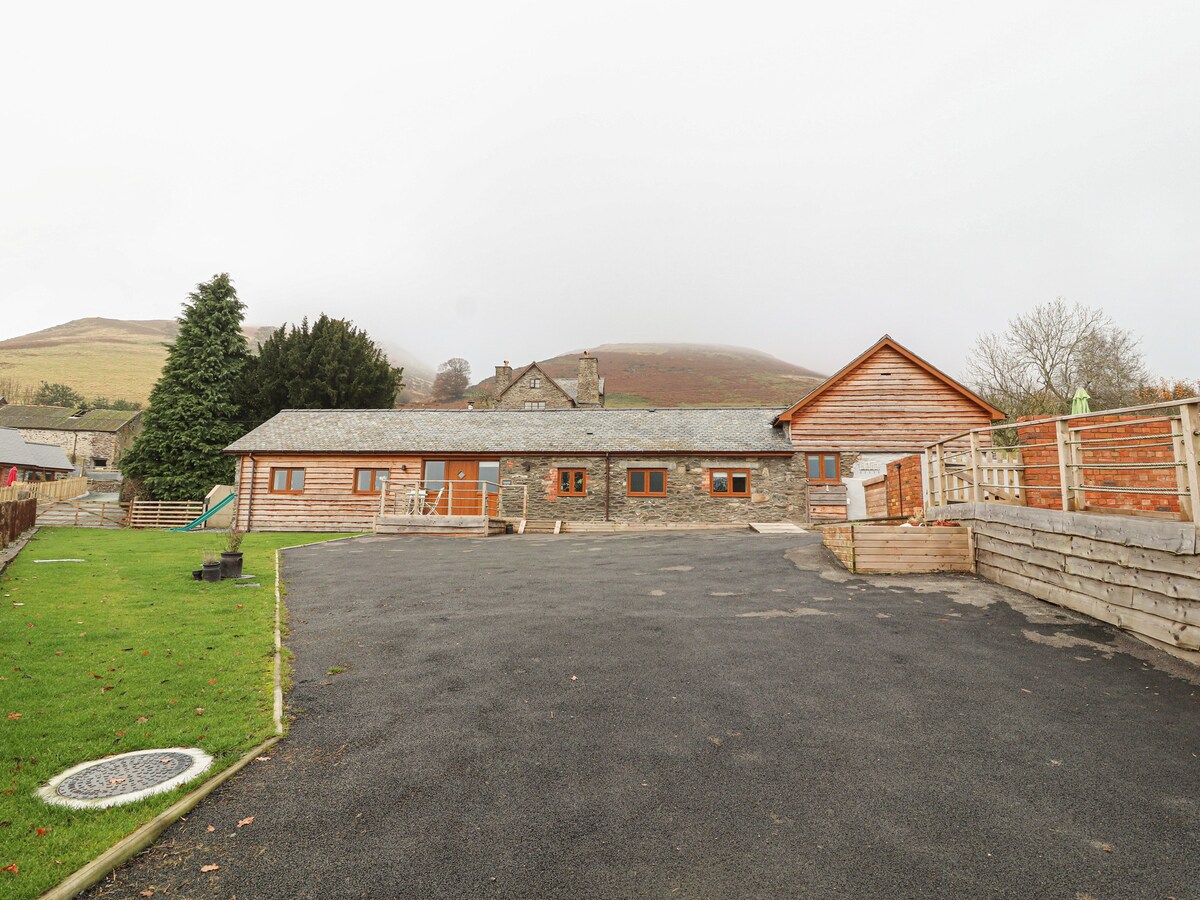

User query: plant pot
[201,563,221,583]
[220,551,244,580]
[192,569,203,581]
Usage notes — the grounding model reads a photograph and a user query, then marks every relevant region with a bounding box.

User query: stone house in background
[492,352,605,409]
[0,427,74,480]
[0,405,143,469]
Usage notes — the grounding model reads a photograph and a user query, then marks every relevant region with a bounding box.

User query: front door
[424,460,498,516]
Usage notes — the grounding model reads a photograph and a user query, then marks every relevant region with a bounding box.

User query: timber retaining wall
[929,503,1200,664]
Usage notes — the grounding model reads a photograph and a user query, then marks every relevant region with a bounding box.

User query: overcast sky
[2,2,1196,382]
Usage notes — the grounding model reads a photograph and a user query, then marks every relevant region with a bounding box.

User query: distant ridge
[0,317,434,405]
[466,343,826,408]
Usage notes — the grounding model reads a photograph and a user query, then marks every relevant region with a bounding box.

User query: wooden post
[448,481,454,516]
[922,449,933,513]
[935,442,948,507]
[969,431,983,504]
[1176,401,1200,523]
[1055,419,1074,512]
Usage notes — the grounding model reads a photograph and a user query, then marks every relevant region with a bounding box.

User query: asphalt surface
[89,531,1200,899]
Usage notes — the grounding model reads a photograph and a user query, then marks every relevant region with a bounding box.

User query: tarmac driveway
[93,531,1200,899]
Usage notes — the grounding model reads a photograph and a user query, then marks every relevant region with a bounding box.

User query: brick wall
[885,454,925,518]
[1015,416,1181,515]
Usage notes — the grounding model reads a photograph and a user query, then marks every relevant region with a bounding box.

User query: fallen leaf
[36,828,46,837]
[200,863,220,872]
[160,758,174,765]
[208,679,218,685]
[6,713,20,720]
[237,816,254,828]
[569,675,578,681]
[194,707,205,716]
[1020,688,1033,694]
[108,777,126,785]
[206,825,215,833]
[140,890,155,897]
[255,756,271,762]
[2,863,17,875]
[137,717,149,724]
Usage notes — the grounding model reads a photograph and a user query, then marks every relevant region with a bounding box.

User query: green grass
[0,528,354,898]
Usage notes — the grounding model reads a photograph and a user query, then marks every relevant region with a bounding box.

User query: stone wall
[498,454,806,523]
[14,424,139,467]
[494,365,575,410]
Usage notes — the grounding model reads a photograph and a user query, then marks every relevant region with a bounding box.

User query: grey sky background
[2,2,1196,383]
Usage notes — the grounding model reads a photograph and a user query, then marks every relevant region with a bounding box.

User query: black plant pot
[192,569,203,581]
[201,563,222,583]
[220,552,244,580]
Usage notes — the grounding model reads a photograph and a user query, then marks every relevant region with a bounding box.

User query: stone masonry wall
[494,365,575,410]
[498,454,806,523]
[14,426,138,467]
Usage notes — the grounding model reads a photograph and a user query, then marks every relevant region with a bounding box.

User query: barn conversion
[224,336,1002,532]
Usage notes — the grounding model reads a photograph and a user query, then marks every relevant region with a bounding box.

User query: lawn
[0,527,354,899]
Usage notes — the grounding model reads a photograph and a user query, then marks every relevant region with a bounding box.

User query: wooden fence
[128,500,205,529]
[0,476,88,504]
[925,398,1200,523]
[823,523,974,574]
[1,498,37,549]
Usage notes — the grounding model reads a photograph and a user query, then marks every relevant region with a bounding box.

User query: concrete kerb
[38,532,370,900]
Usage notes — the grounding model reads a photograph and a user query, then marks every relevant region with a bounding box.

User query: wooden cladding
[236,454,421,532]
[558,468,587,496]
[787,344,997,452]
[627,468,667,497]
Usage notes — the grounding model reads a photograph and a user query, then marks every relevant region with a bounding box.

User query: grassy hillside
[472,343,826,408]
[0,318,433,405]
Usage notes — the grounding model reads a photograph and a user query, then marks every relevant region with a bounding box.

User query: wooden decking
[375,514,506,536]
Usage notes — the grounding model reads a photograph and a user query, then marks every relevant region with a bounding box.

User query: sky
[1,2,1197,383]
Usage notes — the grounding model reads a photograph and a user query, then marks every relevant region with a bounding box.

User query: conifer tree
[121,274,250,500]
[242,314,402,426]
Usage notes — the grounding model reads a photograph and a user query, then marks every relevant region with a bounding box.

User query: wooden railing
[0,476,88,503]
[378,480,528,519]
[925,397,1200,523]
[128,500,205,529]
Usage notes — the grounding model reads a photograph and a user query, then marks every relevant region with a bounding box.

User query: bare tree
[967,299,1148,418]
[432,357,471,401]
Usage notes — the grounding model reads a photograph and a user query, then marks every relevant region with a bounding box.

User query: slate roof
[226,408,793,455]
[0,405,141,432]
[0,428,74,471]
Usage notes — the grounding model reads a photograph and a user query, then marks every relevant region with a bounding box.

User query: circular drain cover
[39,747,213,808]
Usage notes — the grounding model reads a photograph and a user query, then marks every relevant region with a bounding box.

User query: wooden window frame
[558,468,587,496]
[530,377,542,388]
[270,467,305,494]
[524,401,546,410]
[806,453,841,483]
[354,468,389,494]
[709,468,751,497]
[627,468,668,497]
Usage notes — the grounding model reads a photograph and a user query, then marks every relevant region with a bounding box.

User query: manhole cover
[39,747,213,808]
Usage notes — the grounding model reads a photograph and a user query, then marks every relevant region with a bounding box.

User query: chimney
[494,361,512,396]
[576,351,600,406]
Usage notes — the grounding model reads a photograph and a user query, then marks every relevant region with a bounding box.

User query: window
[355,468,389,493]
[806,453,840,482]
[92,457,108,468]
[271,467,305,493]
[709,468,751,497]
[627,468,667,497]
[524,401,546,410]
[558,468,587,496]
[530,377,542,388]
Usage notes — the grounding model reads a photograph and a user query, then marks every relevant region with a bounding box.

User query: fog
[2,2,1196,380]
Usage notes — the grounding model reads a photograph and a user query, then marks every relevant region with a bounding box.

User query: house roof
[499,363,605,405]
[0,405,141,432]
[226,407,794,455]
[772,335,1005,425]
[0,428,74,471]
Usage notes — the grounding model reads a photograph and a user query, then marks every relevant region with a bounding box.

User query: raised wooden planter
[822,523,973,574]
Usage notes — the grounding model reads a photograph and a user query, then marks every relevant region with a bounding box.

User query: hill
[470,343,826,408]
[0,318,433,406]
